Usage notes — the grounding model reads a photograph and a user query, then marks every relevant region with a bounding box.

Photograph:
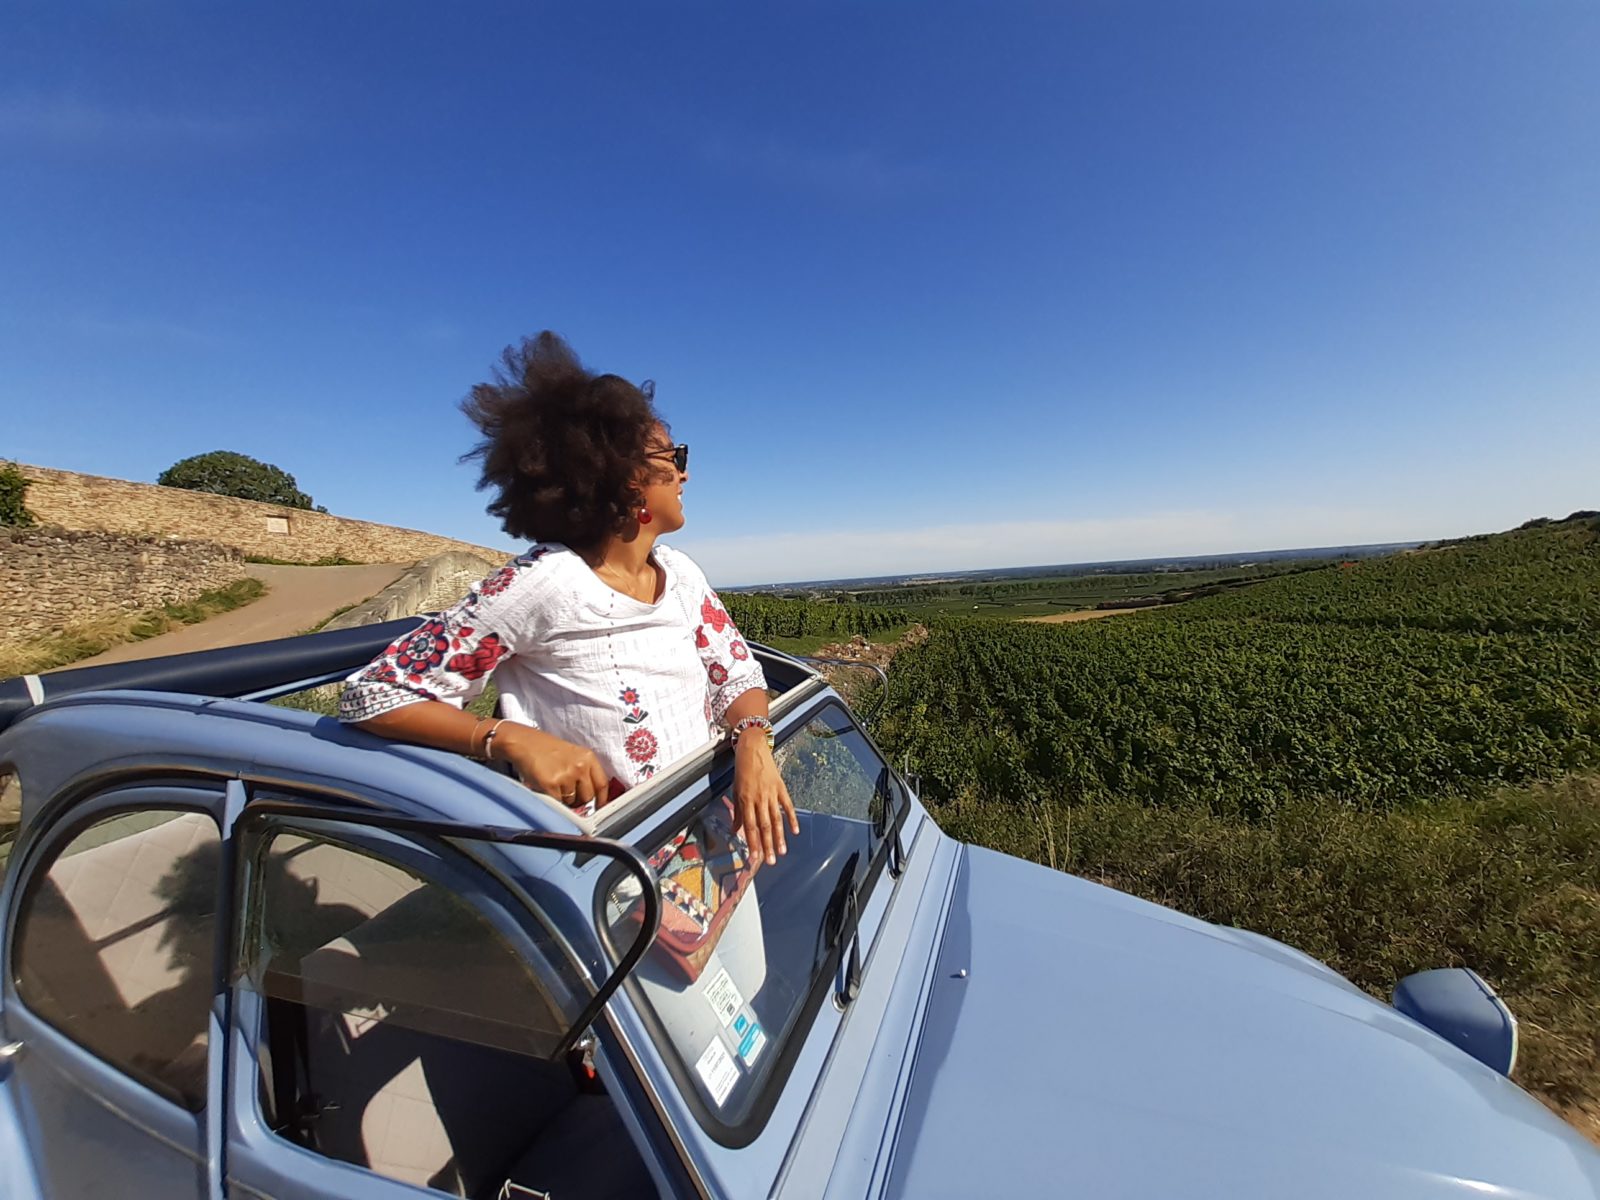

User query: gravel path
[64,562,408,669]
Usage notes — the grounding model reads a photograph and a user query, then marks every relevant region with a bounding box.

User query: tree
[158,451,316,509]
[0,461,36,527]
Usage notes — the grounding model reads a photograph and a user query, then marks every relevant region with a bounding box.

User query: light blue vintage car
[1,622,1597,1199]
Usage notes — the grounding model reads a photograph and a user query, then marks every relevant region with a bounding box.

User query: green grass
[931,774,1600,1137]
[0,577,269,678]
[298,603,357,636]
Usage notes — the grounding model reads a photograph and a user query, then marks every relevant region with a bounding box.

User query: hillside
[874,515,1600,815]
[737,516,1600,1138]
[1165,515,1600,636]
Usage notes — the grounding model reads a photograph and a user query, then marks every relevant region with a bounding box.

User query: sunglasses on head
[647,443,690,473]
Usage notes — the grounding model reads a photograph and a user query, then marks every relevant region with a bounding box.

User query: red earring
[638,507,652,525]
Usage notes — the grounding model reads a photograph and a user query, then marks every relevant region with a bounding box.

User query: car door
[217,789,676,1200]
[0,780,228,1200]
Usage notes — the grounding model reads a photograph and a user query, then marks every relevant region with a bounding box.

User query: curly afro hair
[460,332,665,550]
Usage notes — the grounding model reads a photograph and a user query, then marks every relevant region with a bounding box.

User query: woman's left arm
[722,688,799,866]
[684,569,798,864]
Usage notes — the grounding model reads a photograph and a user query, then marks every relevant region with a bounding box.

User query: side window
[243,823,654,1199]
[13,808,220,1110]
[776,706,894,829]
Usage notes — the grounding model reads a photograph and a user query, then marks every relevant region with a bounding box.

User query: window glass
[246,829,570,1059]
[603,705,903,1130]
[242,825,653,1198]
[0,769,20,884]
[14,808,220,1110]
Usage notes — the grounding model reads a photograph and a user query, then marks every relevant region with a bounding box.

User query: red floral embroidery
[625,728,658,763]
[694,626,709,649]
[479,565,518,597]
[700,596,729,633]
[618,683,649,725]
[616,684,657,775]
[707,662,728,686]
[394,620,449,680]
[729,640,749,661]
[446,633,505,681]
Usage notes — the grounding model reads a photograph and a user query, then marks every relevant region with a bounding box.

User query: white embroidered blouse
[338,543,767,805]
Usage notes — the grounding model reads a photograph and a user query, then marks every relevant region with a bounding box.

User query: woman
[339,332,798,864]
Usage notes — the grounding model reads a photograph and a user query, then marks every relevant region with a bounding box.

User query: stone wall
[0,527,246,646]
[323,551,502,632]
[15,463,510,565]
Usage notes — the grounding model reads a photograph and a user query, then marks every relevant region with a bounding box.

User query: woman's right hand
[494,723,611,810]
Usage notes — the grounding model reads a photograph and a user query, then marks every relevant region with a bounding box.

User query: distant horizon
[724,538,1421,591]
[14,454,1589,592]
[674,501,1596,589]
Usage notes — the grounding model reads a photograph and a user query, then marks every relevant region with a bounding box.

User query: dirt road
[1021,605,1165,624]
[64,562,408,669]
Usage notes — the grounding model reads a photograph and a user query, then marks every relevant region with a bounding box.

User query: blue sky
[4,2,1597,585]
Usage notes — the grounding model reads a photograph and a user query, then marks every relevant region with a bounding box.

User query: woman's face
[638,424,688,534]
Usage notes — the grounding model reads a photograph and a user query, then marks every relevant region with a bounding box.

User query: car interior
[251,834,658,1199]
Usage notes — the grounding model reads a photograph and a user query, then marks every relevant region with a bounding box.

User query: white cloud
[674,505,1463,586]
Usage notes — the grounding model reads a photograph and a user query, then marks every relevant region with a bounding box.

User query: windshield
[601,702,905,1133]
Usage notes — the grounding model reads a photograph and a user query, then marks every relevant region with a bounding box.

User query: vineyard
[780,558,1342,622]
[724,594,911,647]
[873,516,1600,816]
[1163,518,1600,637]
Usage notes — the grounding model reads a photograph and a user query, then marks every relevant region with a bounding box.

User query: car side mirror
[1391,968,1517,1077]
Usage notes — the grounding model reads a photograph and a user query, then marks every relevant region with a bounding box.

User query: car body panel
[0,1049,45,1200]
[885,846,1600,1199]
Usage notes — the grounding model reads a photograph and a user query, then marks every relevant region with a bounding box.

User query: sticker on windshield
[733,1012,767,1067]
[695,1037,739,1107]
[703,966,743,1027]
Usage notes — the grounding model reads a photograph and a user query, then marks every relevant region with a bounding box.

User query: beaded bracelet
[730,715,775,750]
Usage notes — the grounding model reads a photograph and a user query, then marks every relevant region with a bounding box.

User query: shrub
[158,451,315,509]
[0,461,35,527]
[926,777,1600,1130]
